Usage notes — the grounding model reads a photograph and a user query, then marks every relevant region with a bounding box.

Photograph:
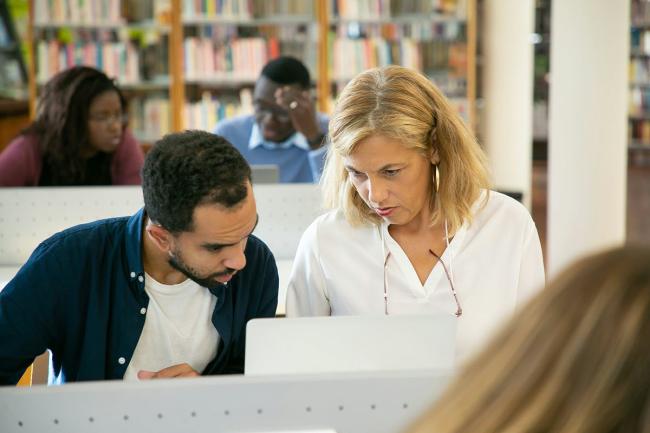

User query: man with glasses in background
[213,56,329,183]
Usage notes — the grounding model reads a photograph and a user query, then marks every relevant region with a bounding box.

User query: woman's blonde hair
[408,245,650,433]
[321,65,490,233]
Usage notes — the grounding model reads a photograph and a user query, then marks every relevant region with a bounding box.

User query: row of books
[630,58,650,84]
[184,89,253,130]
[184,36,316,82]
[631,28,650,55]
[183,0,313,19]
[632,0,650,26]
[184,37,271,82]
[629,118,650,145]
[128,96,171,143]
[330,37,467,82]
[629,87,650,117]
[34,0,123,25]
[36,40,141,84]
[332,0,465,19]
[334,20,464,41]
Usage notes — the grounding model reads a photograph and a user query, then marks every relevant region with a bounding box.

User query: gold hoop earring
[434,164,440,193]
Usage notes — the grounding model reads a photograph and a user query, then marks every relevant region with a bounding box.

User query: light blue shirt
[213,114,329,183]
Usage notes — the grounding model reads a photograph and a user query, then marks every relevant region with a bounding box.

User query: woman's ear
[429,147,440,165]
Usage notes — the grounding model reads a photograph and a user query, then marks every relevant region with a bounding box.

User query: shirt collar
[249,122,310,151]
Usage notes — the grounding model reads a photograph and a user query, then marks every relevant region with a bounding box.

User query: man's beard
[168,249,236,290]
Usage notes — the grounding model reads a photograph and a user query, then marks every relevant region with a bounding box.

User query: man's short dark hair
[142,130,252,233]
[261,56,311,89]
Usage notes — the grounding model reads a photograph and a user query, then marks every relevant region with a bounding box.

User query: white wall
[547,0,630,276]
[482,0,535,209]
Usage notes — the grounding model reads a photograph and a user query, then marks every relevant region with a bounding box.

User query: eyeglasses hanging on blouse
[382,250,462,317]
[381,219,463,317]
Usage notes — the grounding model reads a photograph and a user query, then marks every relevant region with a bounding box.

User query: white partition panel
[251,184,323,260]
[0,184,322,265]
[0,186,143,265]
[0,370,449,433]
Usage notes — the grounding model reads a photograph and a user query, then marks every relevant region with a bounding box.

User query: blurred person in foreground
[407,245,650,433]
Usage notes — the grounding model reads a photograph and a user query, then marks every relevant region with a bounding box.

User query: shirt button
[140,307,147,315]
[130,272,136,278]
[118,357,126,365]
[138,275,144,283]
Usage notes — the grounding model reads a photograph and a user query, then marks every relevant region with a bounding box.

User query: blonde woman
[285,65,545,360]
[407,245,650,433]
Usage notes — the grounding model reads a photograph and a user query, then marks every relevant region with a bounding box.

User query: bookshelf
[26,0,176,142]
[0,0,28,100]
[24,0,478,145]
[327,0,476,127]
[630,0,650,163]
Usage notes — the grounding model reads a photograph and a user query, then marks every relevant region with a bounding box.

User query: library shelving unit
[0,0,28,100]
[630,0,650,165]
[0,0,30,153]
[180,0,321,131]
[26,0,175,144]
[25,0,478,146]
[327,0,477,128]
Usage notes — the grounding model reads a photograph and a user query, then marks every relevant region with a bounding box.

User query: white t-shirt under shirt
[286,190,545,362]
[123,273,219,381]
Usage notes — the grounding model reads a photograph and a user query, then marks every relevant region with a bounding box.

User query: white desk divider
[0,370,450,433]
[0,185,323,312]
[0,184,322,264]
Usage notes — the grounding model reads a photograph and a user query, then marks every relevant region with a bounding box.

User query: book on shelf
[128,96,170,143]
[184,89,253,131]
[629,119,650,145]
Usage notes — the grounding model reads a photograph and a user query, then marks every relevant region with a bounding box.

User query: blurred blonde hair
[321,65,490,233]
[408,245,650,433]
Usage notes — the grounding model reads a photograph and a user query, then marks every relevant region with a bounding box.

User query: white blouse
[285,191,545,362]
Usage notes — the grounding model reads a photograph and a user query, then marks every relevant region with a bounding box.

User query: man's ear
[146,223,173,254]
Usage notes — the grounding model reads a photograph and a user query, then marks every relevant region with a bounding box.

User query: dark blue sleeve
[0,239,63,385]
[257,247,279,319]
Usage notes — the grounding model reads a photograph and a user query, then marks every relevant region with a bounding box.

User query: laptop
[245,314,457,375]
[251,164,280,184]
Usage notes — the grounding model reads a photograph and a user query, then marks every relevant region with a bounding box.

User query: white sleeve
[516,218,546,306]
[285,220,331,317]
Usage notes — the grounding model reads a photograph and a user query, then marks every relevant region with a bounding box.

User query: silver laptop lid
[251,164,279,184]
[245,314,457,375]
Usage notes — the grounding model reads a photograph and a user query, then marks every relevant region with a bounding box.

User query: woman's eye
[383,169,400,177]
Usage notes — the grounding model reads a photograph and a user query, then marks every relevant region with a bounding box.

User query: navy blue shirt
[0,209,279,385]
